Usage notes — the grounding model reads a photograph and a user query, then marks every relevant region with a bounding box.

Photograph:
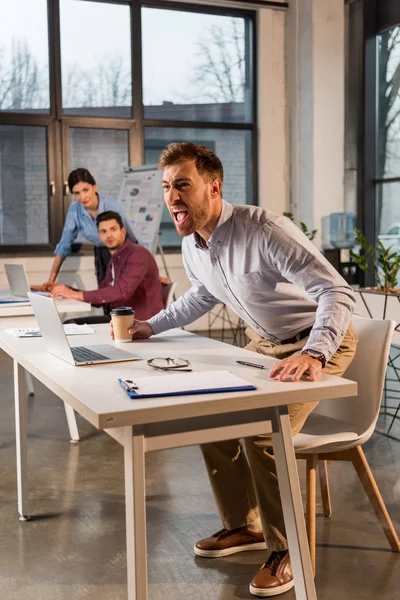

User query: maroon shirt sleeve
[82,248,149,305]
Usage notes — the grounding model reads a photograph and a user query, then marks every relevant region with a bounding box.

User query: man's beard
[106,240,123,251]
[175,190,210,237]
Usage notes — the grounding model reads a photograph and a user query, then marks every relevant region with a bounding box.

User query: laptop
[1,263,31,302]
[2,264,49,302]
[28,292,141,366]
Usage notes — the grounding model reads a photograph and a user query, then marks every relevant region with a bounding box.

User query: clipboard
[118,370,257,399]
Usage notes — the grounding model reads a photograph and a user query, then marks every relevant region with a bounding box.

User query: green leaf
[283,212,294,222]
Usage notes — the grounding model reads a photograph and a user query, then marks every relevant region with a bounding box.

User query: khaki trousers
[200,323,358,551]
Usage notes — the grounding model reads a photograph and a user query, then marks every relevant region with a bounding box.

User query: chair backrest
[160,281,176,309]
[313,315,395,439]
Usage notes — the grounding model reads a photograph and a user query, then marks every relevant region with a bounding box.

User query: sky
[0,0,244,106]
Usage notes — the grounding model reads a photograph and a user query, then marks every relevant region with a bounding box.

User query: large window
[0,0,50,113]
[142,9,252,123]
[377,26,400,245]
[60,0,132,118]
[0,0,256,252]
[0,125,49,244]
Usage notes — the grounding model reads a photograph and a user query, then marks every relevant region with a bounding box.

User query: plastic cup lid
[110,306,135,316]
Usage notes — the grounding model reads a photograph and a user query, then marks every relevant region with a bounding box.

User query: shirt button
[223,284,227,288]
[212,258,217,264]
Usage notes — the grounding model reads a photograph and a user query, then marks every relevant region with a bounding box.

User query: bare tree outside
[62,55,131,108]
[377,27,400,232]
[0,37,131,112]
[377,27,400,179]
[0,38,47,110]
[188,17,246,103]
[0,21,247,111]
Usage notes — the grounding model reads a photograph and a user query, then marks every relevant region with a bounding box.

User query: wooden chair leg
[306,454,318,575]
[350,446,400,552]
[318,460,332,517]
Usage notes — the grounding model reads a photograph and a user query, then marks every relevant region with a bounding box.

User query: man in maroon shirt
[51,210,164,320]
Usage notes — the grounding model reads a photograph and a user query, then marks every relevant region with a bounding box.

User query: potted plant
[350,229,400,321]
[350,229,400,438]
[351,229,400,294]
[283,212,317,241]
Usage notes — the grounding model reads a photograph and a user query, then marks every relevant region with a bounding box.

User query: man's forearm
[149,287,219,335]
[302,287,355,361]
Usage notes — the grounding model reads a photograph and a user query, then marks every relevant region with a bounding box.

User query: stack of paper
[7,324,96,338]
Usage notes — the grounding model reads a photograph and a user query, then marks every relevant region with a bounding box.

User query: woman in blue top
[39,168,137,291]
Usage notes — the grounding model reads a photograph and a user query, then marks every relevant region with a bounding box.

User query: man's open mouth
[172,209,189,225]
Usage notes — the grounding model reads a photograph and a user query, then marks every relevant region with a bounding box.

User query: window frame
[0,0,258,254]
[361,0,400,285]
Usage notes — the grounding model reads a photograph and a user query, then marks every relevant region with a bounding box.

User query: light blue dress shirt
[148,200,356,363]
[54,195,137,259]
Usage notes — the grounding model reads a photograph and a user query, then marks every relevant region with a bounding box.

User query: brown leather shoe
[194,526,267,558]
[249,550,294,597]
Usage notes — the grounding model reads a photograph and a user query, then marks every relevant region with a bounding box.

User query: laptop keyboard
[71,346,110,363]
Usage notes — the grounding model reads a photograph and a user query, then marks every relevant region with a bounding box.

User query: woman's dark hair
[67,168,96,192]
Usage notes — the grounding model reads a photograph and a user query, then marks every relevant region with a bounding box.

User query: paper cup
[110,307,135,343]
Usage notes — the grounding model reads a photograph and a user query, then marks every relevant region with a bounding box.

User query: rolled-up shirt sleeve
[54,205,79,259]
[263,217,356,363]
[148,250,219,335]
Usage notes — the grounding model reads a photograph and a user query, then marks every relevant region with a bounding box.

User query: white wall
[0,5,288,332]
[258,8,287,213]
[286,0,346,248]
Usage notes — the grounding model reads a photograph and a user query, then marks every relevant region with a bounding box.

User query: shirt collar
[194,199,233,250]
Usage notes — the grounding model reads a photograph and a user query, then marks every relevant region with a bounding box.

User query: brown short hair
[157,142,224,183]
[96,210,124,229]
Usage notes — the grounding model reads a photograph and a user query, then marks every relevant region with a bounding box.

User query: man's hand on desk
[110,319,153,340]
[269,354,323,382]
[31,282,55,292]
[50,284,84,301]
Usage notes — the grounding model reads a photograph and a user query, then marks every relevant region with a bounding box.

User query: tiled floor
[0,346,399,600]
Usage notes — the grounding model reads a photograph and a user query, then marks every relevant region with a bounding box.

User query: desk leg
[271,406,316,600]
[25,371,35,396]
[63,403,80,443]
[14,361,30,521]
[124,427,148,600]
[58,312,80,442]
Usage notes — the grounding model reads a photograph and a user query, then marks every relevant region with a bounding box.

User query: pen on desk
[236,360,268,370]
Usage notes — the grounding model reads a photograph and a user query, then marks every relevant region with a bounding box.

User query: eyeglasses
[147,357,192,372]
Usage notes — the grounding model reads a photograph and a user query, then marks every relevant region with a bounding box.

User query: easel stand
[156,234,177,304]
[208,304,247,347]
[156,235,171,281]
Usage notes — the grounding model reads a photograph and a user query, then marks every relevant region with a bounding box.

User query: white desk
[0,295,91,327]
[0,295,91,440]
[0,326,357,600]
